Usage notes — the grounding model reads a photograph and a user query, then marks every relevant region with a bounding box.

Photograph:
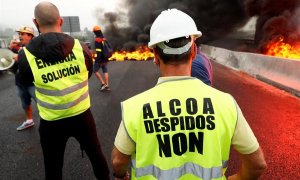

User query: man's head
[33,1,63,33]
[16,26,34,46]
[93,25,104,38]
[148,9,201,65]
[93,25,101,32]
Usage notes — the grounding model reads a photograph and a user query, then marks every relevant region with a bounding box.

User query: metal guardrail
[201,45,300,97]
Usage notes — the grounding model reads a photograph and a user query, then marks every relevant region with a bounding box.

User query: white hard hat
[148,9,202,49]
[16,26,34,36]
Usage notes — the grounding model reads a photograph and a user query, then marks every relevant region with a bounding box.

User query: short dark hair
[154,36,192,65]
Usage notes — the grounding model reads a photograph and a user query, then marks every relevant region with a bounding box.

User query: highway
[0,60,299,179]
[212,61,300,179]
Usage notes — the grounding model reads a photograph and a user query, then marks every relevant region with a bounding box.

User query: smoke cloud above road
[96,0,248,50]
[245,0,300,52]
[95,0,300,52]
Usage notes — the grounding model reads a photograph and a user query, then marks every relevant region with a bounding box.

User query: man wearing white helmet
[10,26,36,131]
[112,9,266,180]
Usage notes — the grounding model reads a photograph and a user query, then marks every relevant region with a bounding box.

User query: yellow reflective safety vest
[24,39,90,121]
[122,77,237,180]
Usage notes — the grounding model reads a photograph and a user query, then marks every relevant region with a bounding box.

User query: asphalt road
[0,61,159,180]
[0,60,299,179]
[212,61,300,179]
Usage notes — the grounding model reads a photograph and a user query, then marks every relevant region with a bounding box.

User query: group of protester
[8,1,266,180]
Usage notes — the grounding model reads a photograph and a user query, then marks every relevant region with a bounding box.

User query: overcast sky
[0,0,120,31]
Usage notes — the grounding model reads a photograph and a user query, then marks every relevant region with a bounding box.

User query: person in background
[18,2,110,179]
[191,47,213,86]
[10,26,36,131]
[93,25,111,91]
[111,9,266,180]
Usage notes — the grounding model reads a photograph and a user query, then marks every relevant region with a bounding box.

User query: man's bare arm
[111,146,131,179]
[228,147,267,180]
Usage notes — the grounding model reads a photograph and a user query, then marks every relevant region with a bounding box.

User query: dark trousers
[39,109,110,180]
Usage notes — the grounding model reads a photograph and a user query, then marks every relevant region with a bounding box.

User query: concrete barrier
[201,45,300,97]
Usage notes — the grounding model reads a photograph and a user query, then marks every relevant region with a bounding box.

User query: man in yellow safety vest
[18,2,109,179]
[111,9,266,180]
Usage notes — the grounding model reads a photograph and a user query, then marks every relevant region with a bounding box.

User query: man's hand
[112,146,131,180]
[12,54,18,61]
[114,171,130,180]
[229,147,267,180]
[9,40,20,49]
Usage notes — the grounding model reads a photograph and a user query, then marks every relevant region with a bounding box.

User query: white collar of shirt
[157,76,194,85]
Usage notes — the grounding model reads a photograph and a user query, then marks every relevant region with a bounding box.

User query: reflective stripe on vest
[36,90,89,110]
[132,159,228,180]
[35,79,88,96]
[24,39,90,120]
[122,77,237,180]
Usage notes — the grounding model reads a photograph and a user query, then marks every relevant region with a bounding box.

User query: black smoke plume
[95,0,249,51]
[245,0,300,53]
[95,0,300,52]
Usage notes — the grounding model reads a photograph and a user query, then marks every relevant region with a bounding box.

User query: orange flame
[109,45,154,61]
[264,36,300,60]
